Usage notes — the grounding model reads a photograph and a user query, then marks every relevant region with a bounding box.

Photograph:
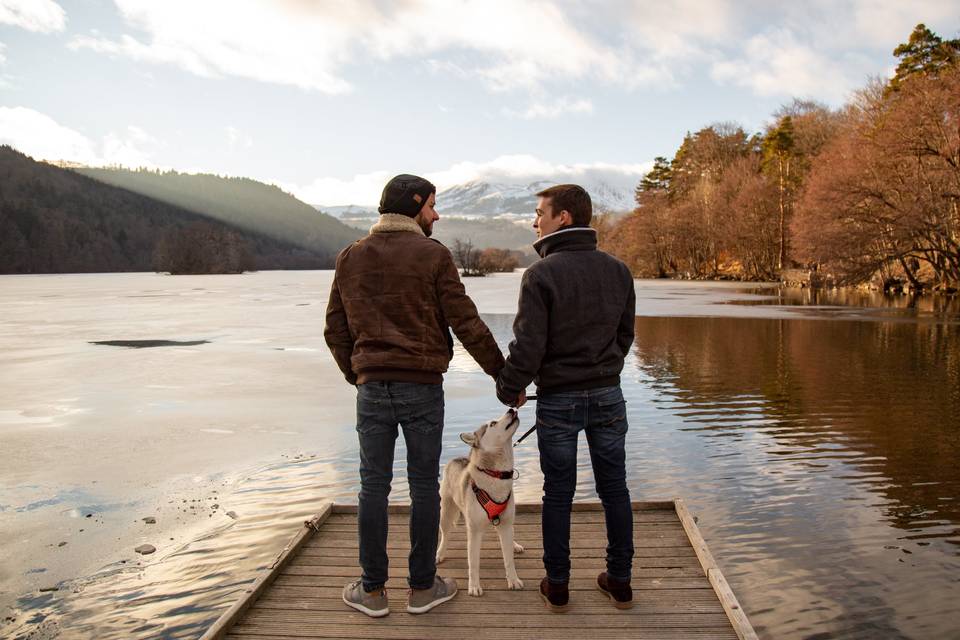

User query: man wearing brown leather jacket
[325,174,504,617]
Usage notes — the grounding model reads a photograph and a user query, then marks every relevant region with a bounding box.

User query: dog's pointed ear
[460,432,478,448]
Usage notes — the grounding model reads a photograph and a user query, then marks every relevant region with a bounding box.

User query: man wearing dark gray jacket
[496,184,636,612]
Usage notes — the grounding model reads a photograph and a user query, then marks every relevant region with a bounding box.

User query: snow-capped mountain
[435,178,635,218]
[315,177,637,221]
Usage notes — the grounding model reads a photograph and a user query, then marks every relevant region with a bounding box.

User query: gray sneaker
[342,579,389,618]
[406,575,458,614]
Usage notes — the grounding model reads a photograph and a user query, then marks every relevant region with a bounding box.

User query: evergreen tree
[889,23,960,91]
[761,116,796,270]
[636,156,672,202]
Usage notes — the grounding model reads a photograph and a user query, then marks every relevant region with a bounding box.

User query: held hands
[512,390,527,409]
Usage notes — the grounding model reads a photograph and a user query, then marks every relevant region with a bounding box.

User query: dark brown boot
[539,577,570,612]
[597,572,633,609]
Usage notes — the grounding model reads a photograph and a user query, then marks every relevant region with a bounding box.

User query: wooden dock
[202,501,756,640]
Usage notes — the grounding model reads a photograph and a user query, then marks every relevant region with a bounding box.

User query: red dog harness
[471,480,512,526]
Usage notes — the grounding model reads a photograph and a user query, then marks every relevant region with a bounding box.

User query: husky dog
[436,408,525,596]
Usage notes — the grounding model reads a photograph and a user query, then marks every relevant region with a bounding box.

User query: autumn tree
[794,65,960,289]
[478,247,521,273]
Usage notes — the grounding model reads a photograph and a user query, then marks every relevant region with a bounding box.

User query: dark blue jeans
[356,381,443,591]
[537,385,634,584]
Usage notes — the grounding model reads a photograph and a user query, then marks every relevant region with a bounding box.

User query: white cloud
[226,125,253,149]
[710,29,859,104]
[624,0,737,60]
[504,98,594,120]
[0,106,99,164]
[0,106,161,167]
[67,0,650,94]
[286,154,651,206]
[0,0,65,33]
[848,0,960,51]
[102,125,162,167]
[0,40,8,86]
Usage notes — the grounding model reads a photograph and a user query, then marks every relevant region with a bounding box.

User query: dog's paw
[513,542,525,554]
[506,576,524,590]
[468,584,483,597]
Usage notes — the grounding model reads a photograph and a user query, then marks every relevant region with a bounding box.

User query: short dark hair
[535,184,592,225]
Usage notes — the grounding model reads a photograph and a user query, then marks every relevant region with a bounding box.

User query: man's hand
[513,390,527,409]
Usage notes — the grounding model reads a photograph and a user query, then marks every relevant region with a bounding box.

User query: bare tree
[451,238,487,277]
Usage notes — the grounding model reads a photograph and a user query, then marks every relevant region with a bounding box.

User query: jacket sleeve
[617,272,636,357]
[323,271,357,385]
[436,251,505,378]
[496,268,549,405]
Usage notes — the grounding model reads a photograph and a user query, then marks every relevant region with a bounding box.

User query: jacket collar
[370,213,424,236]
[533,225,597,258]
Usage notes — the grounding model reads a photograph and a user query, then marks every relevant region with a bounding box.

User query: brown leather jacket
[324,214,504,385]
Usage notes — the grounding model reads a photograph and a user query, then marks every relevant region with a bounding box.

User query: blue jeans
[536,386,634,584]
[356,381,444,591]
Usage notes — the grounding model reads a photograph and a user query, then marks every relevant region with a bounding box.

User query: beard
[416,216,433,237]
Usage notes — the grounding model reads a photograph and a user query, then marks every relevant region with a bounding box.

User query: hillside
[77,166,361,255]
[0,146,342,273]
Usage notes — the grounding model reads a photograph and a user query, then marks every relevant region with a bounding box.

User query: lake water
[1,271,958,639]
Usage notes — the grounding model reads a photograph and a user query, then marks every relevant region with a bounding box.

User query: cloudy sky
[1,0,958,205]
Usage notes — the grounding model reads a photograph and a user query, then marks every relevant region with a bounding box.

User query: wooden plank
[298,545,698,559]
[302,534,693,549]
[281,565,706,579]
[291,555,702,569]
[317,524,690,547]
[236,608,735,628]
[272,574,714,591]
[328,501,676,516]
[320,509,679,522]
[254,588,724,614]
[674,499,758,640]
[226,630,737,640]
[321,511,681,525]
[200,502,333,640]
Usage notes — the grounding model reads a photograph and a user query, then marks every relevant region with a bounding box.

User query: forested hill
[76,165,361,254]
[0,146,348,273]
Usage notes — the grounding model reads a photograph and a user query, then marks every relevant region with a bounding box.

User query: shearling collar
[370,213,424,236]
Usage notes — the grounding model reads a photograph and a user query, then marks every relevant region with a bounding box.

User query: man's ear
[560,209,573,226]
[460,432,478,448]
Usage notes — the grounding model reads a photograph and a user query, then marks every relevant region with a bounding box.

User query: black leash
[513,394,538,447]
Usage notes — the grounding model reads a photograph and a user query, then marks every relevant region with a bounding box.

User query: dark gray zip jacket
[496,226,636,404]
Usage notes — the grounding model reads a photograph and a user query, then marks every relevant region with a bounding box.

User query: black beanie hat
[379,174,436,217]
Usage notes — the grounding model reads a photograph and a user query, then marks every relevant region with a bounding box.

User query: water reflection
[731,286,960,320]
[629,316,960,639]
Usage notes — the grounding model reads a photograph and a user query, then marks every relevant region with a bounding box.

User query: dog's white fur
[437,409,525,596]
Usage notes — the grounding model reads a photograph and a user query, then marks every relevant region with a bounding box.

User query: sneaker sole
[538,589,570,613]
[342,594,390,618]
[596,584,633,610]
[406,587,458,614]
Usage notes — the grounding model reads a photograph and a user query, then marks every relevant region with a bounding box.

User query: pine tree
[889,24,960,91]
[637,156,672,200]
[762,116,796,270]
